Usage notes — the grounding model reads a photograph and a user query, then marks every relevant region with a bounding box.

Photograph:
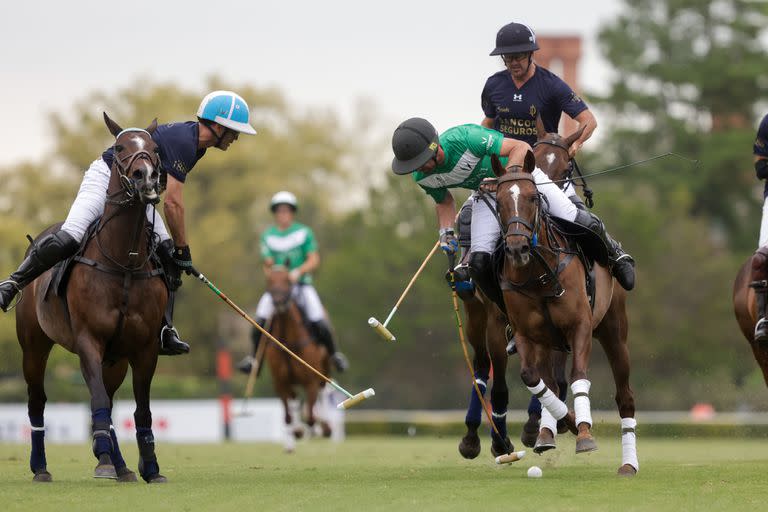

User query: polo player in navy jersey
[0,90,257,356]
[749,114,768,342]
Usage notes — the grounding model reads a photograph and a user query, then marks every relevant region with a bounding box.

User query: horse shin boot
[0,231,78,312]
[573,210,635,291]
[159,292,189,356]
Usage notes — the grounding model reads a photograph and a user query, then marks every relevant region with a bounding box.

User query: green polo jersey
[260,222,318,285]
[413,124,508,203]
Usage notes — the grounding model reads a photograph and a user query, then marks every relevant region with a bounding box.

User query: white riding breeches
[61,159,171,243]
[759,196,768,247]
[469,169,578,254]
[255,284,325,322]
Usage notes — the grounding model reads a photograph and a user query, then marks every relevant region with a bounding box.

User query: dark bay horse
[733,259,768,385]
[16,114,168,482]
[263,265,331,451]
[491,152,638,476]
[456,285,513,459]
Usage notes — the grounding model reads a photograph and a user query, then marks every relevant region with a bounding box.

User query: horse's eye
[114,144,124,152]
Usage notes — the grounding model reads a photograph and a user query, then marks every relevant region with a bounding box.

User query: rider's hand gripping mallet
[368,240,440,342]
[189,267,375,410]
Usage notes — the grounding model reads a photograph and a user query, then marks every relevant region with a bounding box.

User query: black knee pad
[35,231,79,266]
[468,252,492,278]
[457,202,473,248]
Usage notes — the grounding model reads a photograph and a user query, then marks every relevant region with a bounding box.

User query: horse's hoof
[94,463,117,479]
[146,474,167,484]
[533,429,556,454]
[575,434,598,454]
[293,428,304,440]
[458,433,481,459]
[617,464,637,477]
[490,436,514,458]
[116,467,138,482]
[521,415,540,448]
[320,422,332,438]
[33,470,52,483]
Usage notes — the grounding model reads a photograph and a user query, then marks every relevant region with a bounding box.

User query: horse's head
[266,264,293,313]
[103,112,161,205]
[532,115,584,184]
[491,151,541,268]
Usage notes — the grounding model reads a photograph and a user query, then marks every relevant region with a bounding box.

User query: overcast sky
[0,0,622,166]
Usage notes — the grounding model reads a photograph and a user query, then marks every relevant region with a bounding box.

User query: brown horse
[456,283,513,459]
[263,265,331,451]
[16,114,168,482]
[491,151,638,476]
[733,258,768,384]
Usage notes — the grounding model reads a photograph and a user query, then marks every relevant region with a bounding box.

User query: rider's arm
[299,252,320,275]
[499,138,533,168]
[435,191,457,231]
[481,117,494,128]
[164,175,187,246]
[569,109,597,157]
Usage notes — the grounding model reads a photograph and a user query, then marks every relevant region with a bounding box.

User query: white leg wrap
[527,379,568,420]
[539,407,557,435]
[621,417,639,471]
[532,167,578,222]
[571,379,593,427]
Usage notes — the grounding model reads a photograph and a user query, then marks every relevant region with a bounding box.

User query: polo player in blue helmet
[0,90,257,356]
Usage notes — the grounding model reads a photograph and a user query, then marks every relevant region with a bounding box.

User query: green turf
[1,436,766,511]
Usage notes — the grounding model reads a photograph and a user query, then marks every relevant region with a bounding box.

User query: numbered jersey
[260,222,318,284]
[481,66,588,145]
[413,124,508,203]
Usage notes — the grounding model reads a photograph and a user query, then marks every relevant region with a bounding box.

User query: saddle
[43,219,165,302]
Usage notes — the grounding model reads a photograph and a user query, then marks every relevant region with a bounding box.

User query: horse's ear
[103,112,122,137]
[146,118,158,134]
[522,150,536,173]
[564,124,586,148]
[535,115,546,141]
[491,154,505,178]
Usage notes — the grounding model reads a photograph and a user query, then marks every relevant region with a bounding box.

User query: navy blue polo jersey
[481,66,588,145]
[102,121,206,183]
[754,114,768,197]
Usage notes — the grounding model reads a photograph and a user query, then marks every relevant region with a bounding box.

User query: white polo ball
[527,465,543,478]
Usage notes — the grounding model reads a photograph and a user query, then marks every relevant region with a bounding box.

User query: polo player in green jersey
[238,191,349,373]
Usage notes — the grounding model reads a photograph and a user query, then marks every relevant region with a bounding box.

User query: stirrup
[755,318,768,338]
[0,279,22,312]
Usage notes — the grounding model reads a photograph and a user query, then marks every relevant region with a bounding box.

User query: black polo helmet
[490,22,539,56]
[391,117,439,175]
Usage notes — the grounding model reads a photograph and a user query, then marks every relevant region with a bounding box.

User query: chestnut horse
[491,152,638,476]
[733,259,768,385]
[16,114,167,482]
[263,265,331,451]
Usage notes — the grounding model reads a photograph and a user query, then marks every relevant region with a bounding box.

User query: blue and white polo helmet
[197,90,257,135]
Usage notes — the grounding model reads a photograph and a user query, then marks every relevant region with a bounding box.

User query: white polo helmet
[197,90,257,135]
[270,191,298,211]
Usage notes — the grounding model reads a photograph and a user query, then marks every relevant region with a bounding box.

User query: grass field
[1,436,767,511]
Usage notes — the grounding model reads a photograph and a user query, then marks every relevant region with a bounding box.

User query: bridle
[533,137,594,208]
[496,172,542,252]
[106,129,161,207]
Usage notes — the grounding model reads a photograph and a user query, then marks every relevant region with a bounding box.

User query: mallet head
[495,450,526,465]
[337,388,376,410]
[368,317,396,342]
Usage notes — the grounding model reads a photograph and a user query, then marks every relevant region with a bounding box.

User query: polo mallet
[238,319,271,417]
[368,240,440,342]
[189,267,375,410]
[446,253,524,464]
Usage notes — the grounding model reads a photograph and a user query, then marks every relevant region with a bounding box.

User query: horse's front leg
[103,359,137,482]
[569,320,598,454]
[518,338,571,454]
[458,295,488,459]
[130,353,166,483]
[77,336,117,479]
